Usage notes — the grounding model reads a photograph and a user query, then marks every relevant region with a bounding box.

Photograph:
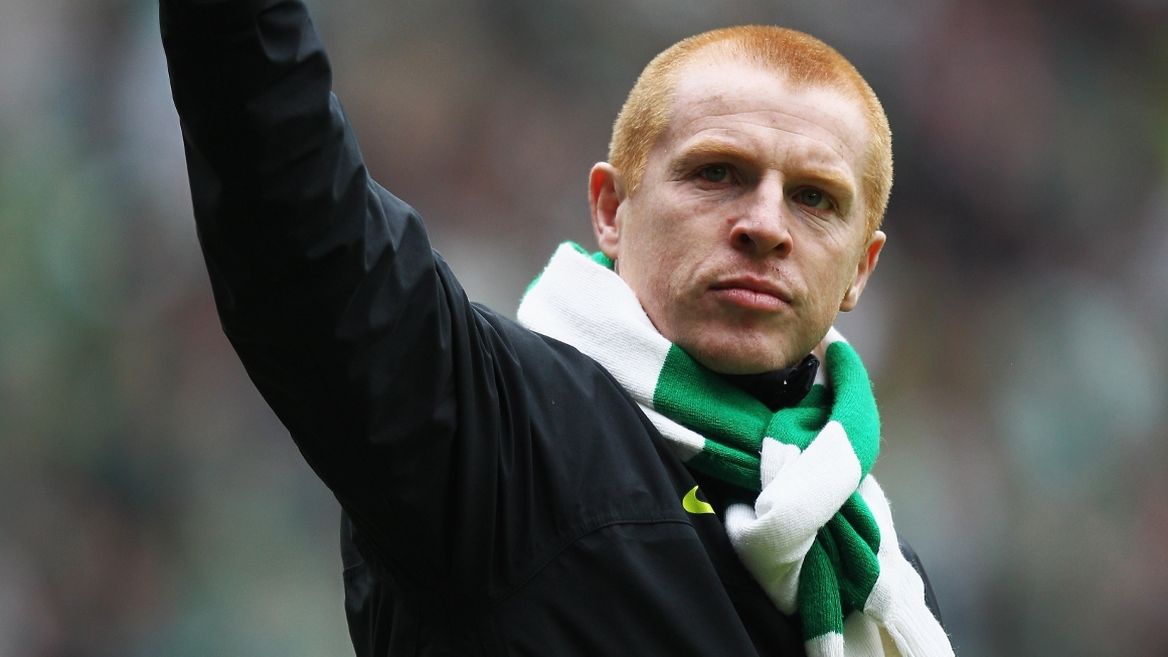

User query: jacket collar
[718,354,820,412]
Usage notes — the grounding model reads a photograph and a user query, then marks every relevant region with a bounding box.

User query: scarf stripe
[822,341,881,475]
[656,345,770,488]
[518,243,954,657]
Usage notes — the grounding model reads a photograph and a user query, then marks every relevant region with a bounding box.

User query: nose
[729,176,792,257]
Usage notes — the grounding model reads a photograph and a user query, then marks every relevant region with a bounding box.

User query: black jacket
[161,2,939,655]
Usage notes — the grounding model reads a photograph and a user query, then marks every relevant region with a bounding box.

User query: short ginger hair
[608,26,893,233]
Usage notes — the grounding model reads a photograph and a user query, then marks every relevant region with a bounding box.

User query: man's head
[589,26,891,374]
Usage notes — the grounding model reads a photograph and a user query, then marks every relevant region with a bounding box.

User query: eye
[696,164,732,184]
[794,187,833,211]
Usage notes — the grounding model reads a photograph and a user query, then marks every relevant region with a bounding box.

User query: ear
[839,230,886,312]
[589,162,625,260]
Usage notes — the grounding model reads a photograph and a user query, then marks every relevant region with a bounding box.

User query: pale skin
[589,59,886,374]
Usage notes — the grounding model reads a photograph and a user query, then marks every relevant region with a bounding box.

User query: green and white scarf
[517,243,954,657]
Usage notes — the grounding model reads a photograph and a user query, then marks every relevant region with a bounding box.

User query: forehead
[659,59,870,173]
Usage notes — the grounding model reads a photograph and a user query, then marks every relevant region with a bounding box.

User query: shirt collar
[718,354,820,412]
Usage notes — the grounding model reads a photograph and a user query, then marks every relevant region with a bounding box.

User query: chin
[686,336,794,375]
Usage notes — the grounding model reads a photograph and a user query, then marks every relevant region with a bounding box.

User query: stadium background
[1,0,1166,655]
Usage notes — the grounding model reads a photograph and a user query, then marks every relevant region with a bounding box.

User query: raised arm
[161,0,490,581]
[162,0,405,345]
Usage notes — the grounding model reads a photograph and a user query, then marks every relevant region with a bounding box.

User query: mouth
[708,277,793,312]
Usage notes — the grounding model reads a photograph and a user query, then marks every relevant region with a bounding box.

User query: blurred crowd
[1,0,1165,655]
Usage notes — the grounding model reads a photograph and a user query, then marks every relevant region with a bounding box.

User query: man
[162,1,953,655]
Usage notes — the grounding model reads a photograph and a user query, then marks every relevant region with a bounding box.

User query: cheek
[802,254,855,314]
[626,219,680,277]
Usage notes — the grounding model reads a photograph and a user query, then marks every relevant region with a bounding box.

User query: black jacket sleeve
[161,0,504,590]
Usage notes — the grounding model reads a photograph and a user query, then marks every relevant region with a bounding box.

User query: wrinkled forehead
[661,58,871,166]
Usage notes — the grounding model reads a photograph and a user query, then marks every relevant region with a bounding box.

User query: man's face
[591,59,885,374]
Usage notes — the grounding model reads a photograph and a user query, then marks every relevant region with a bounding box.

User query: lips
[709,276,793,312]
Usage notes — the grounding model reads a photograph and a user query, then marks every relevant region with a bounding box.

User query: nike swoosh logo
[682,485,715,515]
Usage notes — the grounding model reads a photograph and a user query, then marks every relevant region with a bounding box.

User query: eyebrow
[670,139,759,172]
[671,137,856,200]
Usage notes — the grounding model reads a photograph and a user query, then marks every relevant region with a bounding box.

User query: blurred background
[2,0,1166,655]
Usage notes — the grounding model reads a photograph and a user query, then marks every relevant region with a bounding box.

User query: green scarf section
[655,339,880,491]
[657,337,884,635]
